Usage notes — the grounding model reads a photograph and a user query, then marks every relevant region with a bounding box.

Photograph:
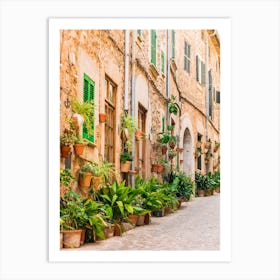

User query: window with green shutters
[83,74,95,142]
[184,41,191,73]
[137,29,142,37]
[151,30,157,66]
[171,30,175,58]
[161,50,165,74]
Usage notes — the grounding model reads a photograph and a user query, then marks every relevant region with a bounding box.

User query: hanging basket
[61,145,71,158]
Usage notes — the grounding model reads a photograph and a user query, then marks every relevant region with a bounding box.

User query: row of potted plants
[195,170,220,197]
[60,171,194,249]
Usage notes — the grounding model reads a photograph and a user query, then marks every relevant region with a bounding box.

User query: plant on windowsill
[60,130,76,158]
[71,97,95,134]
[120,151,132,173]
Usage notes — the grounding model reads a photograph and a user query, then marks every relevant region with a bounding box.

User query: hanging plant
[168,95,180,116]
[120,113,137,152]
[71,97,95,135]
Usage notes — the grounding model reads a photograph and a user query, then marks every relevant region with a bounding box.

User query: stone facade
[60,29,220,189]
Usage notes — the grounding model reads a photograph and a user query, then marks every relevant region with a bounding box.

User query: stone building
[59,29,220,189]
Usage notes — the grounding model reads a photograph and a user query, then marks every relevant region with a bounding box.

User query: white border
[49,18,231,262]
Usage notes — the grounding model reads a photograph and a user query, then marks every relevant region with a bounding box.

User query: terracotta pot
[114,223,123,236]
[157,165,164,174]
[169,141,176,149]
[198,189,205,197]
[62,230,82,248]
[135,130,144,141]
[205,189,212,196]
[74,143,84,156]
[136,214,145,226]
[99,113,107,123]
[144,213,151,225]
[128,214,138,226]
[60,232,63,249]
[215,186,220,193]
[80,229,86,245]
[121,161,131,173]
[151,164,159,173]
[165,206,172,215]
[79,172,92,188]
[92,176,103,191]
[104,225,115,239]
[162,146,167,155]
[61,145,71,158]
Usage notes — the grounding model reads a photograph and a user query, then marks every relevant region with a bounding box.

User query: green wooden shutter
[162,116,165,133]
[137,29,142,37]
[172,30,175,58]
[216,91,220,104]
[151,30,157,66]
[161,51,165,74]
[83,74,95,142]
[196,55,199,81]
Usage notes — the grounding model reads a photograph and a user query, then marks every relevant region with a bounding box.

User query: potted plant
[120,113,137,152]
[71,97,95,134]
[196,140,202,148]
[195,172,208,197]
[205,138,212,149]
[60,169,75,197]
[168,150,177,160]
[91,160,115,190]
[78,162,94,191]
[120,151,132,173]
[168,135,177,149]
[168,95,181,116]
[60,130,76,158]
[158,132,171,145]
[74,135,87,156]
[60,191,88,248]
[161,144,168,155]
[99,112,107,123]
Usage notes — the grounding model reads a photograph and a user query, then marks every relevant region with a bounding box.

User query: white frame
[49,18,231,263]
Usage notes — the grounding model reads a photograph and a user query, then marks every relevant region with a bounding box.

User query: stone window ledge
[149,63,159,79]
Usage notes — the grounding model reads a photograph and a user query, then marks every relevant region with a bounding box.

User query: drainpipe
[124,30,129,111]
[131,31,136,187]
[205,30,216,173]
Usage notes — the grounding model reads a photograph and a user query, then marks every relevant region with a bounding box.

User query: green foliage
[60,131,77,146]
[195,172,216,191]
[71,97,95,135]
[79,161,114,181]
[120,151,132,163]
[120,113,137,152]
[168,95,180,115]
[170,172,194,199]
[96,181,138,222]
[60,190,88,230]
[60,169,75,186]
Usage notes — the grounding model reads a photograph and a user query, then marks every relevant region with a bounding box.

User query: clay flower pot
[136,214,145,226]
[121,161,131,173]
[157,165,164,174]
[162,146,167,155]
[99,113,107,123]
[198,189,205,197]
[62,229,82,248]
[151,164,159,173]
[61,145,71,158]
[169,141,176,149]
[128,214,138,226]
[79,172,93,188]
[74,143,84,156]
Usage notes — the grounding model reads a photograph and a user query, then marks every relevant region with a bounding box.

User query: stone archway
[183,128,192,175]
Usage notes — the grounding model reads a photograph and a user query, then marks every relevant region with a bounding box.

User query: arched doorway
[183,128,192,175]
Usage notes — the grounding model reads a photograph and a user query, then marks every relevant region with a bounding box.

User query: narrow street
[72,193,220,251]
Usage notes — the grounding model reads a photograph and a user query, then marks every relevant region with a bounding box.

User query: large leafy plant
[60,169,75,186]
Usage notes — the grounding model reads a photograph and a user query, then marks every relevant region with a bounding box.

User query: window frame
[184,40,191,73]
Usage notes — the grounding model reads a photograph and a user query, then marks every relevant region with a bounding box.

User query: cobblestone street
[70,193,220,251]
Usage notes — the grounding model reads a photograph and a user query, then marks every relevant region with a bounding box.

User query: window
[208,70,213,118]
[171,30,175,58]
[104,77,116,163]
[137,29,142,37]
[184,41,191,73]
[216,91,220,104]
[197,134,202,170]
[161,50,165,74]
[83,74,95,142]
[196,55,205,84]
[151,30,157,66]
[162,116,165,133]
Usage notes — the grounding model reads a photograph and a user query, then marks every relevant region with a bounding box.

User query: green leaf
[116,201,124,216]
[111,194,118,206]
[124,204,134,214]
